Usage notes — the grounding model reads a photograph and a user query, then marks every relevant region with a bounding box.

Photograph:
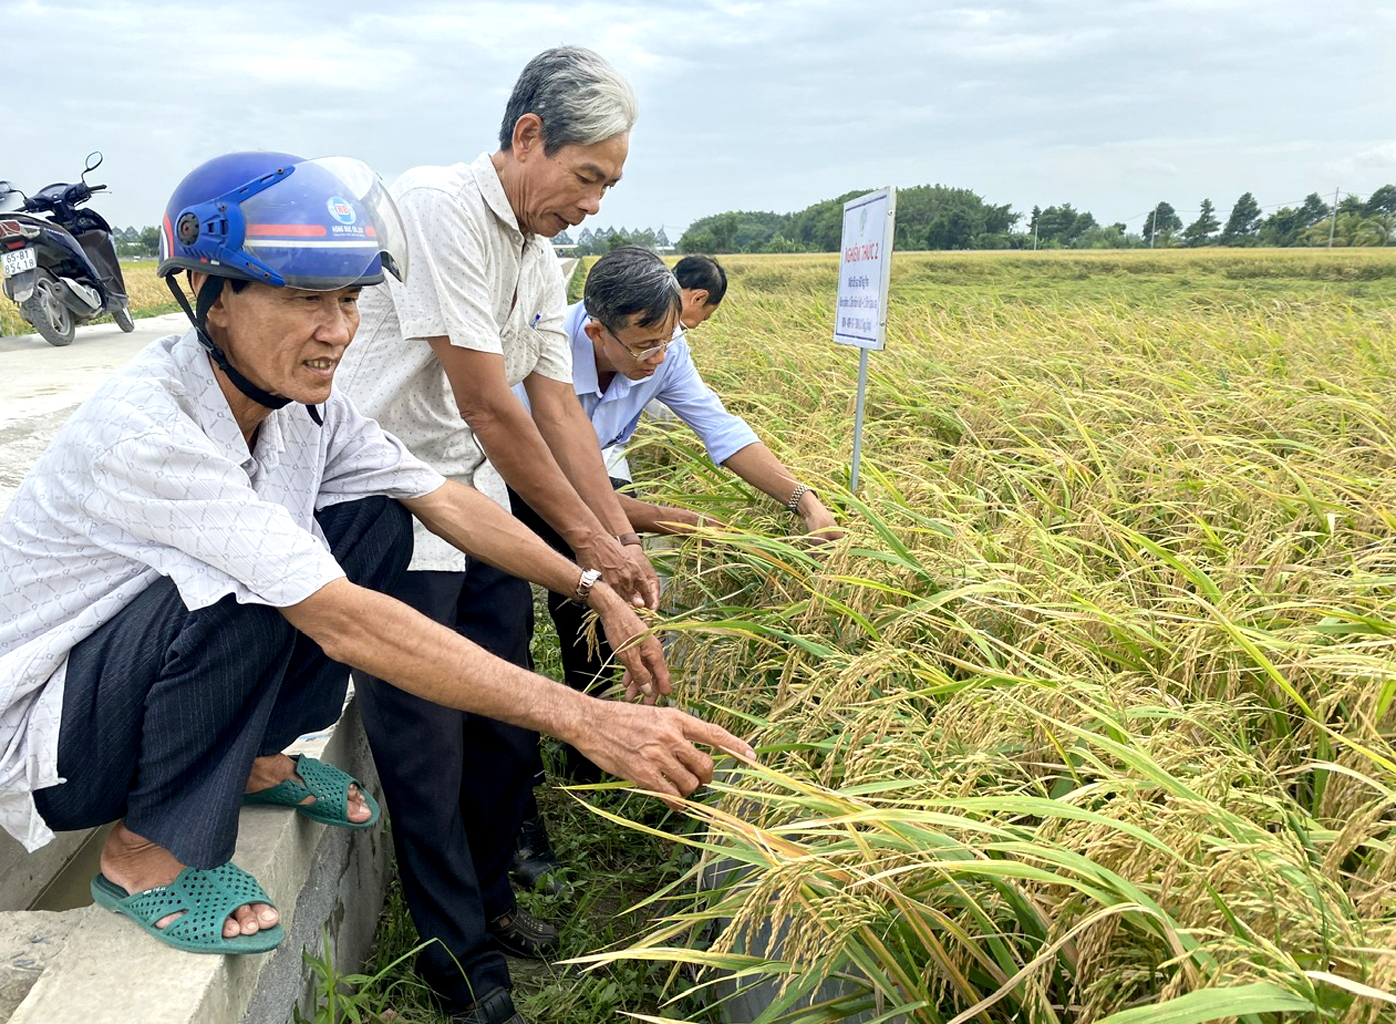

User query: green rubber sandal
[90,863,284,954]
[242,754,381,829]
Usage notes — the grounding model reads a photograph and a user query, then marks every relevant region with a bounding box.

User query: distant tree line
[554,225,671,255]
[678,185,1016,253]
[676,184,1396,253]
[113,183,1396,260]
[114,225,160,258]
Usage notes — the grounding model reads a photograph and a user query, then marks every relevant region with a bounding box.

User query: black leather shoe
[510,814,566,895]
[487,905,561,960]
[450,985,528,1024]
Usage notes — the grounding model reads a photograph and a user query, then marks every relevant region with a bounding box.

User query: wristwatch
[786,483,813,512]
[573,568,603,603]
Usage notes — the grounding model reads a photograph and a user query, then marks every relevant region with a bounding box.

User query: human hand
[676,509,732,532]
[621,543,661,610]
[801,500,846,546]
[589,584,671,702]
[574,535,651,609]
[572,701,756,806]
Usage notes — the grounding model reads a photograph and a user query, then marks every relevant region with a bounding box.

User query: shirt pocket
[501,306,544,386]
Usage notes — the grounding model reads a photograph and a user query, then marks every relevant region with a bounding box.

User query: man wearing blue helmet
[0,151,752,979]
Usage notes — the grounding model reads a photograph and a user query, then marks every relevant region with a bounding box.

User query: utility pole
[1328,187,1339,247]
[1149,201,1162,249]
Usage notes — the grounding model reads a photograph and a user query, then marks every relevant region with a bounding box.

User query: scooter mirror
[83,151,104,177]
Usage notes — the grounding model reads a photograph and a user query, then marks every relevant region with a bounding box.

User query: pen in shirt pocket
[530,312,542,330]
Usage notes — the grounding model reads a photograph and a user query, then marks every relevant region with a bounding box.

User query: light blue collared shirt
[514,301,760,481]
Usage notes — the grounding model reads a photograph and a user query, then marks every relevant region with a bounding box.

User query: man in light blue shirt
[510,247,837,782]
[515,250,838,536]
[555,276,757,487]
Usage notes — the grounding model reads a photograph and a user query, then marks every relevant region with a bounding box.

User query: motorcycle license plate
[1,247,36,278]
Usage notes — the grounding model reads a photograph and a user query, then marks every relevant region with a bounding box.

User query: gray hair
[585,246,681,333]
[498,47,638,154]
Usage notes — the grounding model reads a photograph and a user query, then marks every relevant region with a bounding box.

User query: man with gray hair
[335,48,663,1024]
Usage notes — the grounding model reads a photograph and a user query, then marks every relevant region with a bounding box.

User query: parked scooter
[0,152,134,346]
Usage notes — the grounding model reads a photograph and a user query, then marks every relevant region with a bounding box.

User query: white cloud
[1322,143,1396,184]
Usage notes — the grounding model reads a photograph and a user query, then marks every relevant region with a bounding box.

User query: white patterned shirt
[335,152,571,572]
[0,330,445,851]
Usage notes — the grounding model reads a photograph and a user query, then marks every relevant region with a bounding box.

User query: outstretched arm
[403,480,668,696]
[650,345,841,542]
[281,577,752,801]
[428,338,656,608]
[525,371,661,607]
[608,447,840,542]
[614,492,718,535]
[721,442,842,542]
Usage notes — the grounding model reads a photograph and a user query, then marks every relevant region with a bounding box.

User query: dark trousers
[353,561,538,1010]
[508,484,630,783]
[33,496,413,869]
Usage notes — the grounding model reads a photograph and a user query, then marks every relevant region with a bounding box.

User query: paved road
[0,313,188,511]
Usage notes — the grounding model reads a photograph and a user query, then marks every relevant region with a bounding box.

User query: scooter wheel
[21,273,75,347]
[114,306,135,333]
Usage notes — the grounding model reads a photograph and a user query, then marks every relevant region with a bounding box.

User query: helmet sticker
[327,197,357,225]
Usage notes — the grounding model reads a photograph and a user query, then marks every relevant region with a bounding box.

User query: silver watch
[573,568,603,603]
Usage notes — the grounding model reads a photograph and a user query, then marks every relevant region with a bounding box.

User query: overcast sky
[6,0,1395,240]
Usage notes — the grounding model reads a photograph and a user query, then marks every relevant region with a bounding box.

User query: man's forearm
[468,401,616,552]
[285,578,594,741]
[284,577,753,802]
[426,337,613,553]
[472,395,657,607]
[402,481,584,597]
[530,393,635,538]
[405,481,671,692]
[616,492,701,534]
[720,442,800,503]
[723,442,840,538]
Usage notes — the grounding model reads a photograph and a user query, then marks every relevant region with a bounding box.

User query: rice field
[16,247,1393,1022]
[577,249,1396,1023]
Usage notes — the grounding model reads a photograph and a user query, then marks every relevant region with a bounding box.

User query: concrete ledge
[0,826,95,913]
[0,911,75,1020]
[0,696,388,1024]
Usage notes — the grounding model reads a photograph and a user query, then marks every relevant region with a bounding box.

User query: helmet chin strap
[166,275,324,426]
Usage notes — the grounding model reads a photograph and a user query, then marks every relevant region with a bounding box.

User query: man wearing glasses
[508,247,838,792]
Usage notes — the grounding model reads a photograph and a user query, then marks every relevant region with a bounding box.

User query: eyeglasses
[594,317,671,361]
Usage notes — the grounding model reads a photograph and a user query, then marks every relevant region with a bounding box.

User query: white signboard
[834,187,896,351]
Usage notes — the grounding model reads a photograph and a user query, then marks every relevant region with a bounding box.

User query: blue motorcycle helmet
[158,151,409,422]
